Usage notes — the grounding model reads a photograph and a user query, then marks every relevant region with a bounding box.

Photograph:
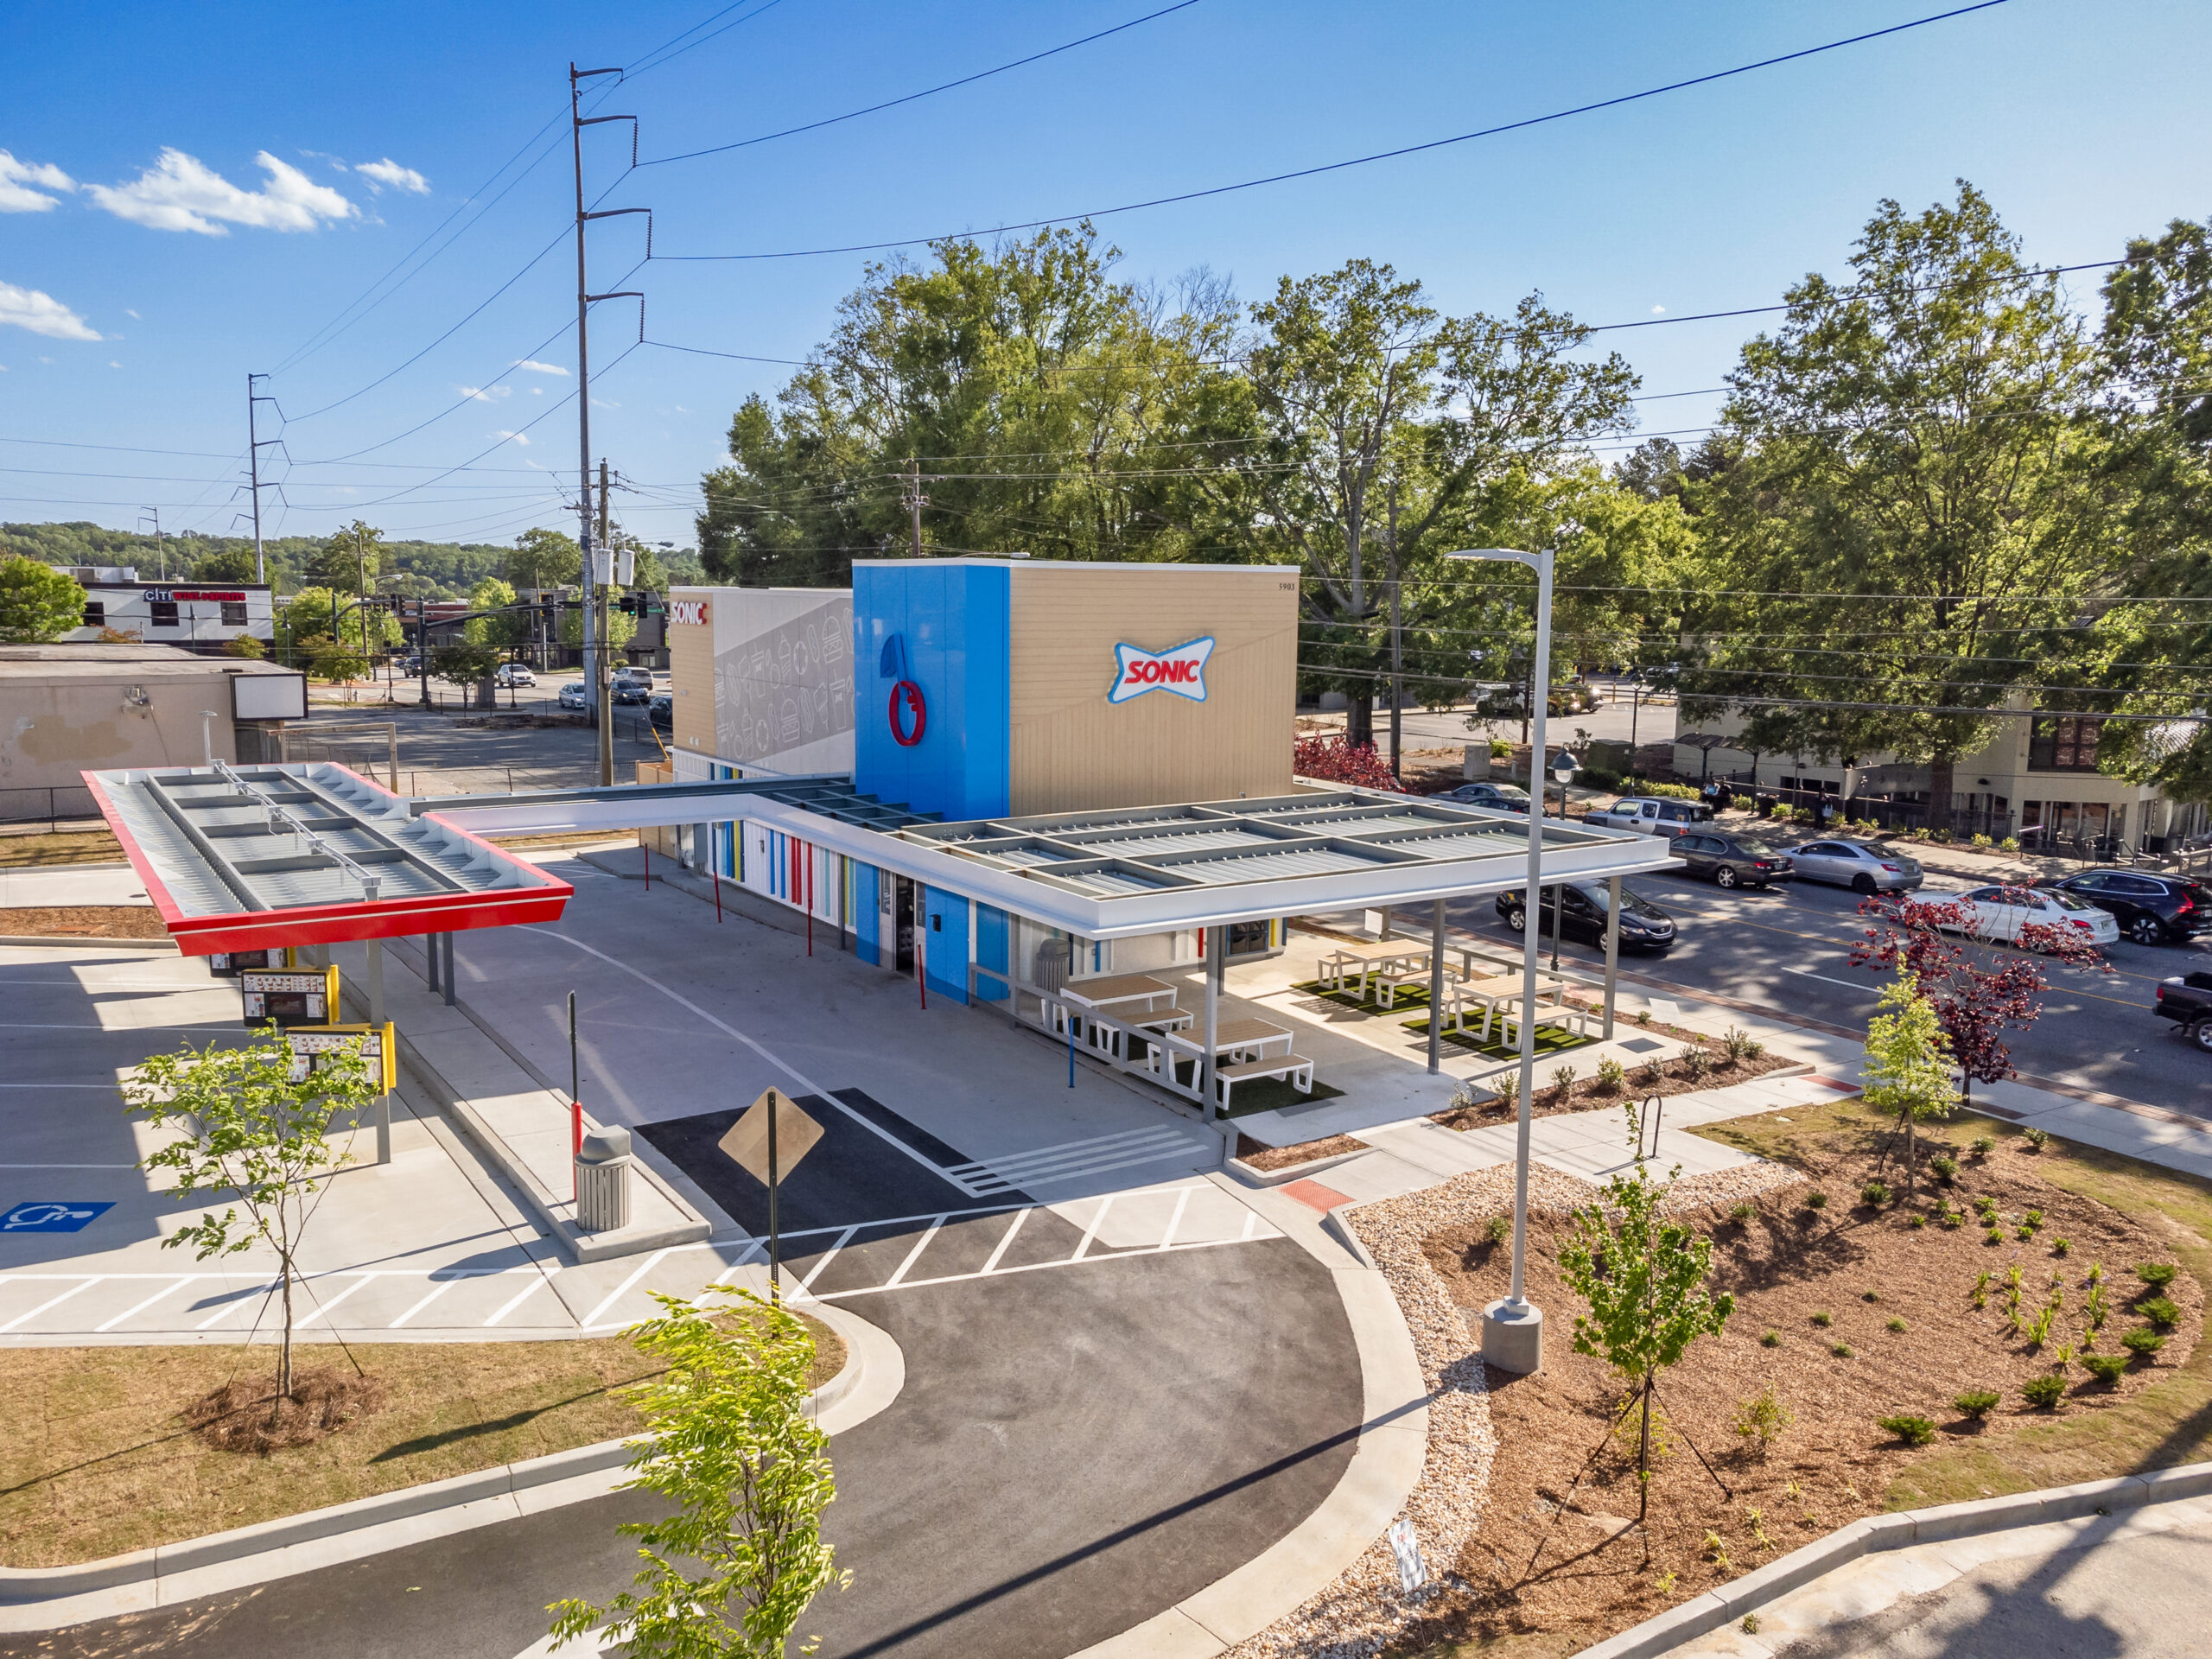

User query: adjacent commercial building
[53,566,276,655]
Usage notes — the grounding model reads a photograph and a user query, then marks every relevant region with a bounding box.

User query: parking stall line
[578,1249,673,1331]
[0,1277,98,1333]
[94,1275,197,1332]
[980,1207,1031,1274]
[1240,1211,1257,1241]
[483,1269,557,1328]
[300,1274,377,1328]
[882,1216,948,1289]
[796,1226,859,1294]
[389,1277,464,1330]
[1071,1194,1116,1262]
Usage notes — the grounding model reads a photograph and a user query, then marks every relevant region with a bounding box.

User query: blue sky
[3,0,2209,556]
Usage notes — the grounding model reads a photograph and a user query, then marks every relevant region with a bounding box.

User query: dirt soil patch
[1427,1037,1798,1131]
[1236,1132,1366,1172]
[0,905,168,939]
[0,830,124,868]
[0,1316,847,1568]
[1401,1104,2205,1658]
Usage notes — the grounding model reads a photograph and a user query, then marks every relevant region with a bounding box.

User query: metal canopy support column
[1602,874,1621,1039]
[364,937,391,1165]
[441,933,456,1006]
[425,933,441,995]
[1426,898,1446,1074]
[1200,925,1224,1118]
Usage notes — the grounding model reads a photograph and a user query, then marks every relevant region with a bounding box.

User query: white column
[1426,898,1446,1074]
[1200,925,1224,1116]
[1602,874,1621,1039]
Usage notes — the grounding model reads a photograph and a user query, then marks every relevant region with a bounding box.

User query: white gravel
[1221,1144,1804,1658]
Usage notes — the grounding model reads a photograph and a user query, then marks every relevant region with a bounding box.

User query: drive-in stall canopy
[83,761,572,956]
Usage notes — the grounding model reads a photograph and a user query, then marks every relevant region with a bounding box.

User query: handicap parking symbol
[0,1202,114,1234]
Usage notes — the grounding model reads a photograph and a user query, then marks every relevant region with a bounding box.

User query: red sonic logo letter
[1109,636,1215,705]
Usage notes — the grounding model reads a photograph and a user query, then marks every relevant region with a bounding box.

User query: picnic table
[1317,938,1493,1004]
[1437,971,1572,1043]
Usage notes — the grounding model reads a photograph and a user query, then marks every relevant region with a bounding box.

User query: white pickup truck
[1583,796,1716,839]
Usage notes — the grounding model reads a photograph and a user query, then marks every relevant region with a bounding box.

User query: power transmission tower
[246,374,280,584]
[137,508,164,580]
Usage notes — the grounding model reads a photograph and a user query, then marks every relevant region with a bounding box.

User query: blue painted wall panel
[921,885,969,1005]
[853,861,880,966]
[853,563,1011,820]
[975,903,1009,1002]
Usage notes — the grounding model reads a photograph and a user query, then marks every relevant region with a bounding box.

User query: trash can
[575,1127,632,1233]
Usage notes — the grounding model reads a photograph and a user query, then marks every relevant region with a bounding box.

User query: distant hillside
[0,522,705,600]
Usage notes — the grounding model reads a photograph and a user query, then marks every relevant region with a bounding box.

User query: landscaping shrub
[2052,1237,2072,1256]
[1860,1179,1891,1207]
[2023,1209,2044,1231]
[1594,1056,1627,1095]
[2139,1296,2181,1331]
[1484,1216,1510,1246]
[1723,1026,1764,1063]
[1954,1389,2000,1418]
[1830,1341,1855,1358]
[1908,1213,1926,1229]
[1761,1329,1783,1348]
[2082,1353,2130,1385]
[1548,1062,1579,1100]
[1877,1413,1936,1446]
[1984,1227,2005,1245]
[2024,1128,2052,1152]
[1862,1288,1881,1302]
[1729,1200,1758,1224]
[1971,1135,1995,1158]
[2021,1374,2067,1409]
[1805,1190,1828,1211]
[1810,1310,1833,1327]
[2137,1262,2179,1291]
[1681,1045,1714,1082]
[2122,1327,2165,1357]
[1887,1316,1909,1333]
[1732,1382,1793,1455]
[1929,1154,1958,1183]
[1634,1058,1665,1089]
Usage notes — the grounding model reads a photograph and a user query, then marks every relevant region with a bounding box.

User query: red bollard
[805,845,813,957]
[714,870,722,923]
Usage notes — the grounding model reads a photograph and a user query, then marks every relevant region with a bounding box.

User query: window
[148,601,179,627]
[81,600,104,626]
[220,601,248,626]
[2029,716,2103,772]
[1226,918,1276,958]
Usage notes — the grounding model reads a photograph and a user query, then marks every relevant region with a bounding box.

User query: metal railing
[0,785,101,830]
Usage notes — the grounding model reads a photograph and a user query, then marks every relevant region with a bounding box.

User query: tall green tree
[276,586,402,664]
[0,555,86,642]
[550,1291,846,1657]
[306,519,388,592]
[1683,183,2119,829]
[1230,262,1638,749]
[507,525,582,592]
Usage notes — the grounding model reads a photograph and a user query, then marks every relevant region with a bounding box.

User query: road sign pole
[766,1088,780,1305]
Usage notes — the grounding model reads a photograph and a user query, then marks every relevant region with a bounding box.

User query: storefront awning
[85,762,572,955]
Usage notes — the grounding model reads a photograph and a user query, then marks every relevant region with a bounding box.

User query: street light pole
[1447,547,1553,1376]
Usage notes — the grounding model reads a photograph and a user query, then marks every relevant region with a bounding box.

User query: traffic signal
[616,591,643,617]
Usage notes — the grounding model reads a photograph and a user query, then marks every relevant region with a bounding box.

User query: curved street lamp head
[1445,547,1551,572]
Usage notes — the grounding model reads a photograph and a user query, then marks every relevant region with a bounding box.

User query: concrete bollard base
[1481,1296,1544,1375]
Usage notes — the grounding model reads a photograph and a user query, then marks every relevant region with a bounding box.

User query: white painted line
[94,1275,196,1332]
[1241,1211,1258,1241]
[389,1278,461,1330]
[301,1274,376,1328]
[980,1207,1030,1274]
[196,1284,270,1330]
[577,1248,671,1331]
[1155,1186,1192,1252]
[1071,1194,1116,1262]
[484,1271,554,1328]
[0,1084,137,1090]
[1786,964,1878,992]
[808,1232,1270,1305]
[882,1215,947,1288]
[0,1162,139,1169]
[0,1022,235,1031]
[0,1277,97,1332]
[796,1226,859,1293]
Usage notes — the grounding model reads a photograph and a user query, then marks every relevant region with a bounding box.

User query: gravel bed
[1222,1152,1794,1658]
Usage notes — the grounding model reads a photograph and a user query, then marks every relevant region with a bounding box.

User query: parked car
[2035,868,2212,947]
[648,692,673,731]
[493,663,536,687]
[1582,797,1714,838]
[1440,781,1531,814]
[612,677,652,705]
[1776,838,1924,895]
[2152,970,2212,1052]
[1494,880,1678,952]
[1941,885,2119,950]
[557,682,590,712]
[1665,831,1795,890]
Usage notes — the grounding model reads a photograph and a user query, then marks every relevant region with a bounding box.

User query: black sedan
[1666,831,1795,890]
[2037,868,2212,946]
[1440,781,1532,814]
[1494,880,1678,952]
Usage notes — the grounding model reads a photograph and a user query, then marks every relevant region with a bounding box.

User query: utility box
[575,1126,633,1234]
[1462,745,1491,780]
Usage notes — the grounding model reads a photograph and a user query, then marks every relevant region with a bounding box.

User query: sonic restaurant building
[663,560,1305,993]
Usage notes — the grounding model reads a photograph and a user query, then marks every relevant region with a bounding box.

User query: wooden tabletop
[1058,973,1175,1005]
[1456,972,1568,997]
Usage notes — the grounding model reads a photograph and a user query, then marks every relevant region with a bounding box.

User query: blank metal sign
[717,1088,825,1186]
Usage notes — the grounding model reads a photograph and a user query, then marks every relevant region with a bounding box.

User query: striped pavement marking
[944,1126,1212,1194]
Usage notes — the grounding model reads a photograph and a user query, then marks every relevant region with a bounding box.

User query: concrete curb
[1578,1461,2212,1659]
[0,934,177,951]
[1068,1264,1428,1658]
[1224,1146,1370,1188]
[0,1302,902,1628]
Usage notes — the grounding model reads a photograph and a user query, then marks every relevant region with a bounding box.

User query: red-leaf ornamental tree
[1292,734,1406,791]
[1848,888,2111,1109]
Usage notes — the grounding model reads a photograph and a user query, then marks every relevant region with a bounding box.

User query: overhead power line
[656,0,2016,262]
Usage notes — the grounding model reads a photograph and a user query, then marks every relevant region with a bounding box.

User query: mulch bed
[1236,1132,1367,1172]
[1398,1128,2202,1656]
[1427,1037,1799,1131]
[0,906,168,939]
[185,1367,386,1456]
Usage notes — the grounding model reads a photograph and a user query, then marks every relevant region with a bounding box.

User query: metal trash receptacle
[575,1126,632,1233]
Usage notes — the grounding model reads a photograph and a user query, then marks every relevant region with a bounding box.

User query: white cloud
[459,384,511,402]
[109,359,121,368]
[492,429,530,447]
[86,149,355,235]
[530,386,543,395]
[1650,305,1665,315]
[353,158,429,195]
[0,151,74,213]
[125,308,140,319]
[0,281,101,340]
[513,359,569,377]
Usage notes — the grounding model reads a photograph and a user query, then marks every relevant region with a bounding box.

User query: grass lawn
[0,1318,845,1569]
[1287,980,1594,1062]
[0,830,124,869]
[1693,1097,2212,1510]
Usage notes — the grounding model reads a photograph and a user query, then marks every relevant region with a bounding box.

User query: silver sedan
[1777,838,1925,895]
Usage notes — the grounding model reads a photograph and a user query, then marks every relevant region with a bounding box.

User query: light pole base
[1481,1297,1544,1375]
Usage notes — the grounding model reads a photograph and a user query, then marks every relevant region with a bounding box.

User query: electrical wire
[656,1,2016,262]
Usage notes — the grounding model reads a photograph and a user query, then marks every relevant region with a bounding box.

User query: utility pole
[1386,478,1403,780]
[596,458,614,787]
[246,373,278,584]
[138,508,164,580]
[355,526,367,666]
[905,458,927,556]
[416,596,431,707]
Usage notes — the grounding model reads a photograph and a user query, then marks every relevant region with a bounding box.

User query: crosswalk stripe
[94,1275,196,1332]
[980,1208,1030,1274]
[1071,1194,1116,1262]
[882,1216,947,1288]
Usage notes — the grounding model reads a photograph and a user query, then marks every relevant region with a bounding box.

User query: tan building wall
[666,586,854,776]
[1005,563,1300,815]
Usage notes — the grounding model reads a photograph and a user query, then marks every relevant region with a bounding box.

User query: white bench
[1213,1052,1315,1113]
[1502,1002,1593,1046]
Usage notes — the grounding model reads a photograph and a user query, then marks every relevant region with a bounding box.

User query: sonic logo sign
[668,598,710,626]
[1109,636,1215,705]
